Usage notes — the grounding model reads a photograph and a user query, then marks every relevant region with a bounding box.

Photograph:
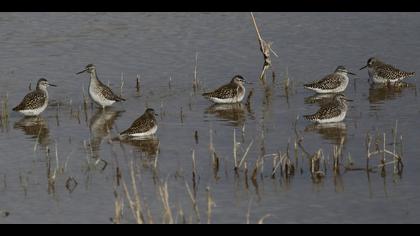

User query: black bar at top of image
[3,0,420,12]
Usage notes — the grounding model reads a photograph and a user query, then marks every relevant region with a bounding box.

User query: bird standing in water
[360,57,415,84]
[120,108,158,139]
[13,78,57,116]
[202,75,250,104]
[76,64,126,109]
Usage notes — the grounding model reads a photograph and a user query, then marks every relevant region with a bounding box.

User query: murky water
[1,12,420,223]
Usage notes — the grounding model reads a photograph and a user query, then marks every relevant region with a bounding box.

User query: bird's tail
[115,96,126,102]
[303,83,315,89]
[303,114,316,121]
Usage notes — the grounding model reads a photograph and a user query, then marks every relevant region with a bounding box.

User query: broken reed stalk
[246,197,253,224]
[233,129,238,171]
[250,12,278,67]
[206,186,215,224]
[120,72,125,97]
[284,67,291,95]
[157,180,174,224]
[238,139,254,169]
[333,137,345,174]
[113,189,124,224]
[365,121,404,175]
[136,74,140,93]
[209,129,220,179]
[122,159,145,224]
[193,52,199,90]
[191,149,197,194]
[185,181,201,223]
[257,214,272,224]
[1,94,9,130]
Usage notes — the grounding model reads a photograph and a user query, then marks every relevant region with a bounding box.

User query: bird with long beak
[76,64,126,109]
[304,66,356,94]
[360,57,415,84]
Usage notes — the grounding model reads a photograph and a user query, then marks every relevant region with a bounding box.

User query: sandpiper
[304,94,352,124]
[360,57,415,84]
[76,64,126,109]
[13,78,56,116]
[202,75,249,104]
[120,108,158,138]
[304,66,356,94]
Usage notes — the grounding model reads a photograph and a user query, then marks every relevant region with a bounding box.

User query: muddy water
[0,12,420,223]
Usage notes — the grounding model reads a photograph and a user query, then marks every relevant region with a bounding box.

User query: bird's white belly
[128,125,158,137]
[316,111,346,124]
[209,92,245,104]
[306,77,348,94]
[19,101,48,116]
[89,85,115,107]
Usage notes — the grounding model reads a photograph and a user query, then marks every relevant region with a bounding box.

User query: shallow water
[0,12,420,223]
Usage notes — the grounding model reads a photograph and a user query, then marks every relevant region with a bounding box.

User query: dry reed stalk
[206,186,216,224]
[157,180,174,224]
[122,160,145,224]
[185,181,201,223]
[136,74,140,93]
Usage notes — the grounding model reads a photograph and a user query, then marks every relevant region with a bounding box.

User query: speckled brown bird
[360,57,415,84]
[13,78,57,116]
[120,108,158,138]
[76,64,126,109]
[304,66,356,93]
[202,75,248,104]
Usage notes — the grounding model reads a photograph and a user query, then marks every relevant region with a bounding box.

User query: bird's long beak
[245,80,253,85]
[155,114,159,116]
[76,69,88,75]
[48,83,57,87]
[344,98,353,102]
[348,71,357,76]
[359,65,368,70]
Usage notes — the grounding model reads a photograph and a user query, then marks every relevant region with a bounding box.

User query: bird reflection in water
[368,82,415,104]
[205,103,246,127]
[89,108,123,159]
[120,137,160,158]
[14,116,50,149]
[304,122,347,146]
[304,93,338,106]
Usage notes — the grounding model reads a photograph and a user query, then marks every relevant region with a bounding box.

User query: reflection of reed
[205,103,246,127]
[14,116,50,148]
[121,137,160,158]
[368,82,415,104]
[304,122,347,145]
[89,108,123,158]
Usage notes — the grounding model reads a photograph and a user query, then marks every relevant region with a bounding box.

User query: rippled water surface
[0,12,420,223]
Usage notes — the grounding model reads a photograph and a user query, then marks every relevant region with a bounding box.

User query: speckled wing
[304,103,341,120]
[376,64,415,81]
[120,115,156,135]
[203,83,238,99]
[13,91,46,111]
[304,74,342,90]
[97,80,126,102]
